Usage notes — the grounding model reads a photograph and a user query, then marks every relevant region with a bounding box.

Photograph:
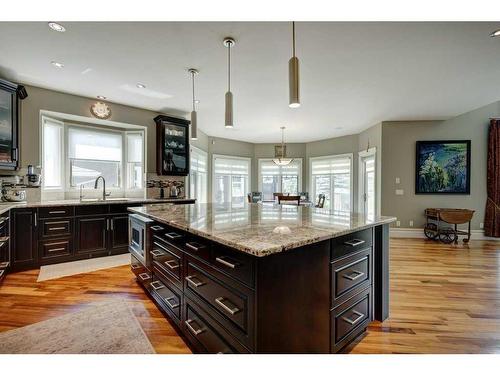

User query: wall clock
[90,101,112,119]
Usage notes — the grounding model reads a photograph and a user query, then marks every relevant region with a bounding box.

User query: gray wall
[380,101,500,229]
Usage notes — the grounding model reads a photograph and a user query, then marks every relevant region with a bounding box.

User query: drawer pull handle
[215,297,240,315]
[344,239,365,247]
[47,247,66,253]
[185,319,204,336]
[341,310,365,325]
[164,297,180,309]
[48,227,67,231]
[215,256,239,269]
[185,275,205,288]
[151,225,164,231]
[165,259,180,270]
[165,232,182,240]
[342,270,365,281]
[151,249,164,257]
[49,210,66,214]
[131,264,141,270]
[151,281,165,291]
[138,272,151,281]
[186,242,205,252]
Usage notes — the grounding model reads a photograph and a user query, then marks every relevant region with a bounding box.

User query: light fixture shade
[191,110,198,140]
[225,91,233,128]
[272,158,293,166]
[289,56,300,108]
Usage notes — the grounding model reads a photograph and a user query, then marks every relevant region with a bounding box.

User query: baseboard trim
[390,228,500,241]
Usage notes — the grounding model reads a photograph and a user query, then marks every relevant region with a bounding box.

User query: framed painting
[415,140,471,194]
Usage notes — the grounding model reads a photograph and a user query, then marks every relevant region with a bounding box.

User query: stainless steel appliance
[129,213,153,267]
[2,187,26,202]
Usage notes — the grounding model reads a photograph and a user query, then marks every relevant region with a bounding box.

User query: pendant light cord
[292,21,296,57]
[228,43,231,91]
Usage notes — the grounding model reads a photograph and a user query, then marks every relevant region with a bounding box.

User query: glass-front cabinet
[154,115,190,176]
[0,79,19,170]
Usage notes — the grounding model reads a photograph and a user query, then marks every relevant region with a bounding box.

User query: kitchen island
[128,203,395,353]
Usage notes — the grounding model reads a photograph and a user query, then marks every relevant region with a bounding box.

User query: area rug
[37,253,131,282]
[0,299,155,354]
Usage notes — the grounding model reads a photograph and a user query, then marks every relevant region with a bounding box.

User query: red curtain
[485,119,500,237]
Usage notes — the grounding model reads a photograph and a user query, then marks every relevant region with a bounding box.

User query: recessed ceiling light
[48,22,66,32]
[51,61,64,68]
[490,29,500,37]
[97,95,107,100]
[136,83,146,89]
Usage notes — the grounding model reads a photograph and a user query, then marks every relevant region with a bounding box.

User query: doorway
[359,148,376,217]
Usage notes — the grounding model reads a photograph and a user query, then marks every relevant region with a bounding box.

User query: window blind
[311,156,351,175]
[191,147,208,173]
[214,156,250,176]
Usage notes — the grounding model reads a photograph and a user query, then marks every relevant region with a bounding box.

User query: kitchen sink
[79,198,131,202]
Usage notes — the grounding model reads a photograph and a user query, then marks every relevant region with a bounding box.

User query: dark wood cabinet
[0,78,20,171]
[109,215,129,253]
[10,209,37,269]
[0,212,11,282]
[133,218,389,354]
[9,203,145,272]
[75,217,108,254]
[155,115,190,176]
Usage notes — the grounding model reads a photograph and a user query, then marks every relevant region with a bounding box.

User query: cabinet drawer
[152,238,182,286]
[131,253,145,276]
[184,238,210,261]
[331,288,371,353]
[131,254,152,290]
[331,248,371,307]
[38,206,74,218]
[211,245,255,287]
[151,275,182,320]
[331,228,373,260]
[183,298,236,354]
[75,205,108,216]
[40,238,72,259]
[41,219,72,238]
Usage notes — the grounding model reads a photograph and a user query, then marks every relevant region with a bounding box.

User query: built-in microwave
[129,214,154,267]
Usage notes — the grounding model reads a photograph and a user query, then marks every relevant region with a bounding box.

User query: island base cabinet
[134,217,390,354]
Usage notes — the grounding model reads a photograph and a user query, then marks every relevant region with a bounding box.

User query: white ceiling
[0,22,500,143]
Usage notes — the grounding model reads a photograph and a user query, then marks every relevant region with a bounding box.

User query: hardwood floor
[0,238,499,354]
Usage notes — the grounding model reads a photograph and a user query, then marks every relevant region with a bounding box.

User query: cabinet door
[75,216,108,254]
[109,215,129,254]
[11,209,37,269]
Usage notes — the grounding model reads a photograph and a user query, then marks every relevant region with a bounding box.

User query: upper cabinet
[155,115,190,176]
[0,78,20,170]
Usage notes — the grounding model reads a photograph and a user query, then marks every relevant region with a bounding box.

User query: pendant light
[273,127,294,166]
[223,37,235,128]
[188,68,199,140]
[289,21,300,108]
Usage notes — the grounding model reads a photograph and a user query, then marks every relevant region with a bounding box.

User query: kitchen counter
[0,197,195,215]
[128,202,395,257]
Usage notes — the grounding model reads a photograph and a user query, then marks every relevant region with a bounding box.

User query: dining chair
[278,195,301,206]
[315,194,326,208]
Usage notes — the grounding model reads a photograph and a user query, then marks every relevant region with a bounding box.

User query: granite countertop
[0,197,195,215]
[129,203,396,257]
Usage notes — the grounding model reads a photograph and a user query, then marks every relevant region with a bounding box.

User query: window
[41,117,145,192]
[42,117,64,189]
[68,127,122,189]
[258,159,302,200]
[310,154,352,211]
[212,155,251,208]
[189,146,208,203]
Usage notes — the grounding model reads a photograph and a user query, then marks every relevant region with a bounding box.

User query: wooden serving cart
[424,208,475,244]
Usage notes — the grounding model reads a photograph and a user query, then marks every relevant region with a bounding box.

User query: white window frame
[309,153,354,210]
[211,154,251,204]
[189,146,208,203]
[257,158,303,198]
[41,117,145,194]
[358,147,377,216]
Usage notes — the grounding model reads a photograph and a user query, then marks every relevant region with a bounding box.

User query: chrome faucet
[94,176,109,200]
